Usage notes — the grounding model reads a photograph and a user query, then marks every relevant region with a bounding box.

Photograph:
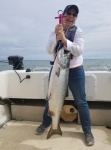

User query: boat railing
[33,67,50,71]
[86,65,110,71]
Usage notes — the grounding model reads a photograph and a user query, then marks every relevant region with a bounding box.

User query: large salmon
[47,48,71,139]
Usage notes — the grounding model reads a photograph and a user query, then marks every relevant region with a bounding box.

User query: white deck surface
[0,120,111,150]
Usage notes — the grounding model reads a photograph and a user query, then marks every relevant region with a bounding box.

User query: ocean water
[0,59,111,71]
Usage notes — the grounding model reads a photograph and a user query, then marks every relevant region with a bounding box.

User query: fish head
[57,48,71,69]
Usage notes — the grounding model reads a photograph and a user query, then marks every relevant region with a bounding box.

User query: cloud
[0,0,111,59]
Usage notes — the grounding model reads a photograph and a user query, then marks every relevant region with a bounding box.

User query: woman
[36,4,94,146]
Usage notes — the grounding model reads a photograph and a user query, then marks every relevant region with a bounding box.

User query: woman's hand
[55,24,67,46]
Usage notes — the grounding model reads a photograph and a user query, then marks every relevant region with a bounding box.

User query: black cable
[0,58,29,83]
[14,70,30,83]
[13,60,23,82]
[12,60,24,83]
[14,69,22,83]
[14,61,30,83]
[21,75,30,82]
[13,59,24,70]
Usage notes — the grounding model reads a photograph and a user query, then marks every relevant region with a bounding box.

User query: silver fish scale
[57,48,71,69]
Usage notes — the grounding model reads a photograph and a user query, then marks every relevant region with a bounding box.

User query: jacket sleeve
[66,27,84,57]
[46,30,57,54]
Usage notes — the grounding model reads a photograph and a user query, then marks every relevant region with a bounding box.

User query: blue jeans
[42,66,91,134]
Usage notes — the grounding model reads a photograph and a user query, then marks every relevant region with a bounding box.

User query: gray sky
[0,0,111,60]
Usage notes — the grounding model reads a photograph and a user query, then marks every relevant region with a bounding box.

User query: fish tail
[47,124,62,139]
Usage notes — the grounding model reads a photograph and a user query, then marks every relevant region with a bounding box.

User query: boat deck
[0,120,111,150]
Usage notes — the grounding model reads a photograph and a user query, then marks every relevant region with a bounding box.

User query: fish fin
[48,110,55,117]
[46,93,51,101]
[46,94,49,100]
[47,124,62,139]
[55,67,60,77]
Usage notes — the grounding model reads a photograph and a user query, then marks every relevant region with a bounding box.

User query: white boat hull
[0,70,111,101]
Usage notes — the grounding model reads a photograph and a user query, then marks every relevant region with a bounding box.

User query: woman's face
[63,8,77,30]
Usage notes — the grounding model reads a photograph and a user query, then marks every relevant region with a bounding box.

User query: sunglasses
[66,12,77,17]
